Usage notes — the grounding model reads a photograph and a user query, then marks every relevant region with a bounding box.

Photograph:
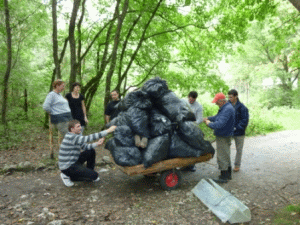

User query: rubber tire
[159,169,182,191]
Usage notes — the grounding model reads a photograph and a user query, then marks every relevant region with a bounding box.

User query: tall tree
[69,0,82,90]
[1,0,12,125]
[52,0,61,79]
[227,0,300,107]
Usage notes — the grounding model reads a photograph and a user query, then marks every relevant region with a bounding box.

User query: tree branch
[120,0,163,85]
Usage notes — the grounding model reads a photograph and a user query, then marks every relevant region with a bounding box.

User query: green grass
[246,105,284,136]
[273,204,300,225]
[269,106,300,130]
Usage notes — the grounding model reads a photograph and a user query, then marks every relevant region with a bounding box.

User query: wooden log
[110,153,213,176]
[49,115,54,159]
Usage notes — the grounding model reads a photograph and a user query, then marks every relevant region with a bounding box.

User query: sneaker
[60,173,74,187]
[233,167,240,172]
[93,177,101,182]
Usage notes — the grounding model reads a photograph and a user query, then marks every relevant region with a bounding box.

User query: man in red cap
[203,93,235,183]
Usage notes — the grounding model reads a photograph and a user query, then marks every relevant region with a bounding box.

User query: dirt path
[0,130,299,225]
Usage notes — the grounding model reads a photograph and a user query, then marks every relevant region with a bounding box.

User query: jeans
[216,136,232,171]
[54,121,69,138]
[233,135,245,167]
[61,149,98,181]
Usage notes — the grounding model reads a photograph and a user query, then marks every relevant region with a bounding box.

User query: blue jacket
[208,102,235,137]
[231,99,249,136]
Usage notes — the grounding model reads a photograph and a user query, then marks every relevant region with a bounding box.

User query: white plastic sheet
[192,179,251,224]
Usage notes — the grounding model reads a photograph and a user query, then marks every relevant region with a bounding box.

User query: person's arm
[105,102,112,123]
[208,115,217,122]
[105,115,110,123]
[82,100,88,123]
[237,105,249,130]
[74,125,117,145]
[195,104,203,125]
[81,137,105,150]
[43,92,53,113]
[208,108,233,130]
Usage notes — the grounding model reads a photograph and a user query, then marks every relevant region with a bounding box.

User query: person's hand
[107,125,117,133]
[96,137,105,146]
[205,120,211,126]
[203,117,208,122]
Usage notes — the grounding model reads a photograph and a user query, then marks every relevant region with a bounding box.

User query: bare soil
[0,128,299,225]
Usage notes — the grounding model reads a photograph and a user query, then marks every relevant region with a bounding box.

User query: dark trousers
[61,149,98,181]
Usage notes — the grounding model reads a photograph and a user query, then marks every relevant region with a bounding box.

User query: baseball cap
[212,93,226,103]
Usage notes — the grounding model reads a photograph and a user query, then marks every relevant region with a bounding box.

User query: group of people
[43,79,249,187]
[184,90,249,183]
[43,80,119,187]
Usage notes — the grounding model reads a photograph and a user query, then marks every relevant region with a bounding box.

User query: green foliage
[246,105,284,136]
[260,86,294,109]
[226,0,300,109]
[268,106,300,130]
[273,204,300,225]
[0,106,44,150]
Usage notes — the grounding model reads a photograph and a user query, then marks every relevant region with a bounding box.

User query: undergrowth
[273,204,300,224]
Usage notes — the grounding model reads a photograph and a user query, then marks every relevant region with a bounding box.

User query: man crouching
[58,119,117,187]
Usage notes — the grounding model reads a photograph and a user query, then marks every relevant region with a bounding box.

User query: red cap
[212,93,226,103]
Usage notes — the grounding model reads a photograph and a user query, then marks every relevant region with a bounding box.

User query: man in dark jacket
[228,89,249,172]
[105,90,120,124]
[204,93,235,183]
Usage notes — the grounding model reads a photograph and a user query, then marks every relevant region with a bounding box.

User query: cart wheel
[159,170,182,191]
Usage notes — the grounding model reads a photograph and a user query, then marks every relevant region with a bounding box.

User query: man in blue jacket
[204,93,235,183]
[228,89,249,172]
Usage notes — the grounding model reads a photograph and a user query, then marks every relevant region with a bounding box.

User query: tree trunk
[44,38,69,128]
[69,0,81,91]
[82,4,119,113]
[288,0,300,12]
[77,0,86,83]
[104,0,129,110]
[24,88,28,119]
[115,0,163,92]
[2,0,12,125]
[52,0,61,79]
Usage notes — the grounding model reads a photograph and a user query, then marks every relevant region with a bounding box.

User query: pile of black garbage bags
[105,77,215,168]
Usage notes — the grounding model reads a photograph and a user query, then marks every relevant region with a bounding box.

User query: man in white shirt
[183,91,203,125]
[182,91,203,172]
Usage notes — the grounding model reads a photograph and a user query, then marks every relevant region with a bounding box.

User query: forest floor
[0,127,299,225]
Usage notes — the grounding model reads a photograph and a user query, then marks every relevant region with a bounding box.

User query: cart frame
[109,153,213,190]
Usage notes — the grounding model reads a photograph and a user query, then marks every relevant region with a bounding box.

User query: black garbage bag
[149,109,172,137]
[105,138,117,153]
[116,90,152,111]
[177,102,196,122]
[143,133,170,168]
[114,125,135,147]
[141,77,169,99]
[126,107,150,138]
[177,121,206,149]
[111,146,142,166]
[116,95,132,112]
[201,140,215,156]
[168,132,204,158]
[105,111,128,128]
[131,90,152,109]
[154,91,196,122]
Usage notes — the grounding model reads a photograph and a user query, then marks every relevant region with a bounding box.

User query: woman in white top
[43,80,72,137]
